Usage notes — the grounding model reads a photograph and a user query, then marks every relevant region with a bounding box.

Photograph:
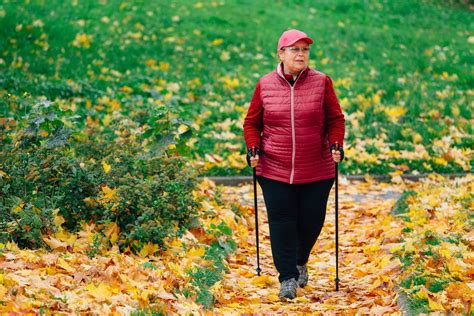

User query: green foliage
[423,231,441,246]
[0,203,55,249]
[0,98,198,253]
[131,309,164,316]
[142,261,158,270]
[398,252,414,269]
[189,265,220,309]
[400,277,413,289]
[406,297,430,315]
[446,233,462,244]
[392,190,417,215]
[428,279,448,293]
[187,221,236,309]
[85,233,103,259]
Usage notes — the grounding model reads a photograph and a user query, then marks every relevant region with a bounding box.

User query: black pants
[256,175,334,283]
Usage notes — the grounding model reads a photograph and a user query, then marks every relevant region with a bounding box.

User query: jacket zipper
[276,64,305,184]
[284,72,302,184]
[290,85,296,184]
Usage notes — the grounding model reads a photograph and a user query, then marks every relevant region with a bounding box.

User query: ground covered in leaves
[212,176,405,314]
[0,179,245,313]
[0,175,472,314]
[212,174,473,315]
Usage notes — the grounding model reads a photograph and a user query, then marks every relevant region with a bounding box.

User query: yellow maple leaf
[438,242,452,258]
[292,296,310,303]
[267,293,280,302]
[166,261,185,278]
[0,284,7,300]
[210,280,224,301]
[43,236,68,251]
[12,202,24,214]
[102,114,112,126]
[372,93,381,104]
[404,240,416,253]
[227,152,247,170]
[186,247,205,258]
[390,244,403,253]
[145,59,156,67]
[52,208,65,227]
[428,297,444,311]
[377,255,392,269]
[72,33,92,48]
[159,61,169,71]
[433,157,448,166]
[415,288,429,299]
[139,242,159,257]
[120,85,133,93]
[447,257,463,276]
[211,38,223,45]
[446,282,473,300]
[87,282,113,302]
[104,222,120,243]
[221,76,240,89]
[362,244,380,253]
[251,275,275,287]
[177,124,189,134]
[413,133,423,143]
[55,230,77,246]
[384,106,407,123]
[57,258,75,273]
[101,185,116,199]
[102,161,111,173]
[109,99,121,111]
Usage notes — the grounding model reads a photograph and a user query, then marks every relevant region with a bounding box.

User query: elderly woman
[243,29,345,300]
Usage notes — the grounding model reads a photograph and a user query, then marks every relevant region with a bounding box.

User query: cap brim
[289,36,313,46]
[281,36,314,49]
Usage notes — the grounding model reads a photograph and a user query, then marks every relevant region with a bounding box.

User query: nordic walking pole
[335,141,340,291]
[252,148,262,276]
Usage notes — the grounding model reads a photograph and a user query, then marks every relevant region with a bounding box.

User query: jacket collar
[276,62,309,83]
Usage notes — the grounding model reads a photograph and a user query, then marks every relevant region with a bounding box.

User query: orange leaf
[446,282,473,301]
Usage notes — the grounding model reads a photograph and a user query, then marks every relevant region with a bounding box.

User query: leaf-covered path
[212,177,406,314]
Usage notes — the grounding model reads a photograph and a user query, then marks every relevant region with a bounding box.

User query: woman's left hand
[330,143,344,163]
[331,149,342,163]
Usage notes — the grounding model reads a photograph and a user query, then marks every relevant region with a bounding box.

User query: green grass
[391,190,417,215]
[1,0,472,176]
[428,279,448,293]
[131,309,164,316]
[406,297,431,315]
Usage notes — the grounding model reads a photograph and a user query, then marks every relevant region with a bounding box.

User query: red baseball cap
[277,29,314,50]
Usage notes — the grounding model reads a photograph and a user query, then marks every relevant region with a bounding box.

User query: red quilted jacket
[244,64,345,184]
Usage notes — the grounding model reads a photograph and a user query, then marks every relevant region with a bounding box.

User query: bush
[0,98,198,252]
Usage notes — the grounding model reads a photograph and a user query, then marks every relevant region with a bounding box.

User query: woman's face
[278,39,310,75]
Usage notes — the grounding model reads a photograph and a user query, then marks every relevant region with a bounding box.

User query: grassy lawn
[1,0,472,176]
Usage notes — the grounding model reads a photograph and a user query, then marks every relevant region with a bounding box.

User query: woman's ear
[277,50,283,62]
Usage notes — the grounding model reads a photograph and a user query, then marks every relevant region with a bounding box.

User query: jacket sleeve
[243,80,264,151]
[324,76,345,147]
